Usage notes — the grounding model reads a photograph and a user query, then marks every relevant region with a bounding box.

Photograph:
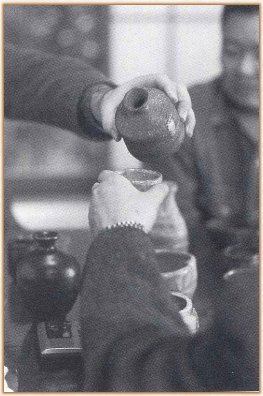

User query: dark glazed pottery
[115,87,185,161]
[16,231,81,321]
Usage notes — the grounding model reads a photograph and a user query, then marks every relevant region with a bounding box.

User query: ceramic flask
[16,231,81,321]
[115,87,185,161]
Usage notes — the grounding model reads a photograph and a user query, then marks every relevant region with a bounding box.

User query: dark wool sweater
[4,43,115,140]
[18,228,258,392]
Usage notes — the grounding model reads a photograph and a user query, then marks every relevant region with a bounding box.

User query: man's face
[221,12,259,110]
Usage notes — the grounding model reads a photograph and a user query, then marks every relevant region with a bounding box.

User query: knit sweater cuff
[86,227,155,273]
[77,82,117,141]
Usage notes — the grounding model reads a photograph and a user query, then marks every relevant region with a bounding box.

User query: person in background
[4,43,195,143]
[148,5,259,293]
[18,170,258,391]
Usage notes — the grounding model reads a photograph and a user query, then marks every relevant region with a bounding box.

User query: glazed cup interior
[155,250,191,273]
[116,168,162,191]
[170,292,189,312]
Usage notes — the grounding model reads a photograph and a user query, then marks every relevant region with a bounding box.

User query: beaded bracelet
[104,221,145,232]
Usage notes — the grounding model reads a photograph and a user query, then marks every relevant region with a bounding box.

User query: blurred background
[4,4,223,236]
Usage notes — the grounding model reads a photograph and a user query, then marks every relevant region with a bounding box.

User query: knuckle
[92,188,99,197]
[176,82,184,89]
[159,73,170,83]
[177,82,187,93]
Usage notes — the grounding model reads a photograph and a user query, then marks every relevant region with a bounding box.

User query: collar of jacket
[208,78,235,130]
[208,78,258,146]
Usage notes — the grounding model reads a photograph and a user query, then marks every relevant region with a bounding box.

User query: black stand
[37,317,82,357]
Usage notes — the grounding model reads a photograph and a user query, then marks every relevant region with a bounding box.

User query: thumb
[98,170,131,187]
[108,125,122,141]
[97,170,116,182]
[146,183,169,207]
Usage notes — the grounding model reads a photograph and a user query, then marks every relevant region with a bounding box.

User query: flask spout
[123,88,149,111]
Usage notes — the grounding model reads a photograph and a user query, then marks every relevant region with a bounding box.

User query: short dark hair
[222,5,259,25]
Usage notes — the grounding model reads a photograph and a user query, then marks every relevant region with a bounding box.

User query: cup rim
[156,249,195,276]
[223,264,258,281]
[123,87,149,112]
[155,249,196,269]
[155,248,194,259]
[161,267,189,278]
[116,168,162,186]
[224,244,258,259]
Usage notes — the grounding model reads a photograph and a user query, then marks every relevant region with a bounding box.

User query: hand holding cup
[89,170,168,239]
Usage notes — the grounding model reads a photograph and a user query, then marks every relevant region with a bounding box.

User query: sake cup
[223,243,259,272]
[116,168,162,192]
[156,249,197,299]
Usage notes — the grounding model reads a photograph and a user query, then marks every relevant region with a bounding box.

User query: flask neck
[33,231,58,251]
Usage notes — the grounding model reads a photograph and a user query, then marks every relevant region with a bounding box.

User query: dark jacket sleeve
[4,43,115,140]
[81,228,258,392]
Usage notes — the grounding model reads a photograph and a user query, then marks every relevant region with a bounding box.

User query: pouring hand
[97,74,195,141]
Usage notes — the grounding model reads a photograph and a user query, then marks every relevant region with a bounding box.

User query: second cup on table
[223,243,258,272]
[155,249,197,299]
